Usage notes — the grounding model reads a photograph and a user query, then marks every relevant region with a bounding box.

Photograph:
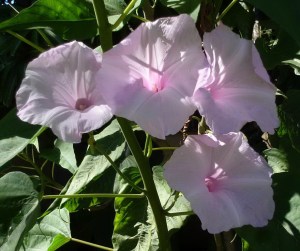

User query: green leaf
[264,148,289,173]
[278,90,300,152]
[41,139,77,174]
[159,0,200,21]
[222,2,255,39]
[0,172,40,251]
[61,119,126,210]
[20,208,71,251]
[113,157,151,251]
[0,0,97,40]
[237,172,300,251]
[0,109,43,169]
[255,27,300,71]
[113,164,191,251]
[105,0,142,31]
[153,166,191,231]
[244,0,300,46]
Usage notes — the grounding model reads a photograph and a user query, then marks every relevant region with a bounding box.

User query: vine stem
[152,147,177,151]
[116,118,172,250]
[42,193,145,200]
[92,0,112,51]
[70,238,114,251]
[92,1,172,249]
[111,0,138,30]
[89,133,144,193]
[164,211,194,217]
[217,0,238,22]
[6,30,45,52]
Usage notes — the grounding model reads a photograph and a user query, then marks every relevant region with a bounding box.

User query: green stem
[20,153,63,191]
[143,133,151,156]
[7,3,53,47]
[132,14,149,22]
[214,234,225,251]
[42,193,145,200]
[37,29,54,47]
[70,238,114,251]
[117,118,172,251]
[93,2,171,249]
[164,211,194,217]
[92,0,112,52]
[6,30,45,52]
[142,0,154,20]
[152,147,177,151]
[217,0,238,22]
[111,0,138,30]
[91,140,144,193]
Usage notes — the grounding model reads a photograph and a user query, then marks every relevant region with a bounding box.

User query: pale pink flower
[164,132,274,234]
[97,14,209,139]
[16,41,112,143]
[193,24,279,134]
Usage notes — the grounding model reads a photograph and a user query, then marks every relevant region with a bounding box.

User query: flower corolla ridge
[193,23,279,134]
[16,41,113,143]
[97,14,209,139]
[164,132,275,234]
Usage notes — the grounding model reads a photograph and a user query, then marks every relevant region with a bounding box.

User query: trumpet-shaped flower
[164,132,274,234]
[16,41,112,143]
[97,14,209,139]
[193,24,279,134]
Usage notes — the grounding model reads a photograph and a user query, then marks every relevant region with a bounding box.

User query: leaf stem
[217,0,238,22]
[89,135,144,193]
[92,0,112,52]
[142,0,154,20]
[143,133,151,156]
[6,30,45,52]
[19,152,63,191]
[151,147,177,151]
[164,211,194,217]
[111,0,138,30]
[70,238,114,251]
[132,14,149,22]
[42,193,145,200]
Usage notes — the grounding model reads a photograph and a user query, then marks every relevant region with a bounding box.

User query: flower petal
[194,24,279,134]
[98,14,208,139]
[164,132,274,233]
[16,41,112,143]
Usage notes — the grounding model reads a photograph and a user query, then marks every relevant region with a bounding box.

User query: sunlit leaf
[20,208,71,251]
[153,166,191,231]
[0,0,97,40]
[0,109,43,169]
[61,119,126,210]
[105,0,142,31]
[41,139,77,174]
[0,172,40,251]
[112,156,150,251]
[264,148,289,173]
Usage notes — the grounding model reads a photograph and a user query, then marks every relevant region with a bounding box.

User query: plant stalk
[42,193,145,200]
[92,2,171,249]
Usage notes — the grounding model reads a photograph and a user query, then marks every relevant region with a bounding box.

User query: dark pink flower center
[205,177,218,192]
[144,81,162,93]
[75,98,91,111]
